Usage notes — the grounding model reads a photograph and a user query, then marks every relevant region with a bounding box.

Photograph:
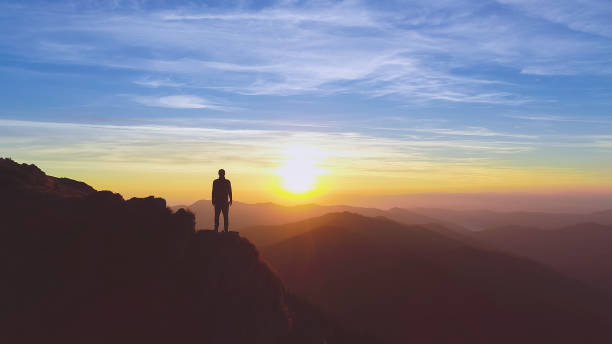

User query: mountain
[475,223,612,294]
[260,212,612,344]
[411,207,612,230]
[0,158,372,344]
[176,198,612,235]
[172,199,440,231]
[239,210,473,248]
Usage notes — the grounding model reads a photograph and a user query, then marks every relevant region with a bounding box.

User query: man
[212,169,232,232]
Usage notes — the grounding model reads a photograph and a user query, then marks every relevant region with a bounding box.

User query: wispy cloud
[133,77,184,88]
[353,124,536,139]
[507,114,611,124]
[409,127,536,139]
[0,119,534,169]
[159,3,380,28]
[498,0,612,38]
[133,95,226,110]
[7,0,606,102]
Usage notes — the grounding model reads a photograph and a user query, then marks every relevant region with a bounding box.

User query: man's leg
[222,204,229,232]
[214,205,221,232]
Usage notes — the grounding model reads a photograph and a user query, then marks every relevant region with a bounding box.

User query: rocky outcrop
[0,158,95,197]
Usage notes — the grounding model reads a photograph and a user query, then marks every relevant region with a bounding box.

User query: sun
[276,146,327,194]
[278,160,318,193]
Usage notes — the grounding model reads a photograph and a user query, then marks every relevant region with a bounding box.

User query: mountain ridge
[259,212,612,344]
[172,199,457,233]
[176,198,612,232]
[475,222,612,295]
[0,157,96,197]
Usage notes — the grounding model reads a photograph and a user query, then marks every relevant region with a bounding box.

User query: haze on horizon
[1,0,611,210]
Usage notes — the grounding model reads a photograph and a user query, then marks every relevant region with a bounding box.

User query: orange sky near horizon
[35,153,612,208]
[4,120,611,209]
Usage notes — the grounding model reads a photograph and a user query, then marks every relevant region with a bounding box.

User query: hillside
[475,223,612,294]
[260,213,612,344]
[0,159,372,344]
[239,211,472,248]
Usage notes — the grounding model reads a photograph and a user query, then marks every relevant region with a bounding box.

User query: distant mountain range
[175,199,612,232]
[171,200,444,232]
[413,207,612,230]
[259,213,612,344]
[475,223,612,295]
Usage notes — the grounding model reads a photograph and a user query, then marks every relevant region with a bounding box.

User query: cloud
[409,127,536,139]
[159,2,380,28]
[507,115,611,124]
[0,119,535,172]
[6,0,599,103]
[498,0,612,38]
[133,77,184,88]
[133,95,225,110]
[2,0,611,106]
[352,123,536,139]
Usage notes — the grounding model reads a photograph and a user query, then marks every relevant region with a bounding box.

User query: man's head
[218,169,226,178]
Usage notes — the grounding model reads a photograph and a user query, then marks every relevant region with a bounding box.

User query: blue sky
[1,0,611,205]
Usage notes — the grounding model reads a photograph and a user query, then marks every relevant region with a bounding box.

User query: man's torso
[212,178,230,204]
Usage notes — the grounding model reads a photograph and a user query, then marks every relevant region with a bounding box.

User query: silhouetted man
[212,169,232,232]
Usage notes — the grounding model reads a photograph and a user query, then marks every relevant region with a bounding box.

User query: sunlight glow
[276,146,327,194]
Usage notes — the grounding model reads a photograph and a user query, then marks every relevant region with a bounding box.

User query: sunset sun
[276,146,327,194]
[278,160,317,193]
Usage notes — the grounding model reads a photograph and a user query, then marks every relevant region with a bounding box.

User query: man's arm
[228,180,233,206]
[211,180,215,205]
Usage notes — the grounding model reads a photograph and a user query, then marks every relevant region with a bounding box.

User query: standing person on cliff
[212,169,232,232]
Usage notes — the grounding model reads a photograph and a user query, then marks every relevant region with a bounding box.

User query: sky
[1,0,611,208]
